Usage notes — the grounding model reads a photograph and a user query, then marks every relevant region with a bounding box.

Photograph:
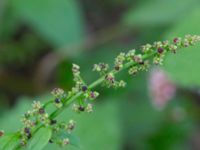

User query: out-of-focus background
[0,0,200,149]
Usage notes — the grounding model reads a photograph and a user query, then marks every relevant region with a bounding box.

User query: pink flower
[149,68,176,109]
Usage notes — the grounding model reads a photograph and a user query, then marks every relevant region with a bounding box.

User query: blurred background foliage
[0,0,200,149]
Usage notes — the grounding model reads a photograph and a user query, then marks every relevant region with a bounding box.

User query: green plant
[0,35,199,150]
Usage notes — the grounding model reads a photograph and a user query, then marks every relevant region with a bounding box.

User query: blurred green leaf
[123,0,197,26]
[0,97,32,132]
[146,96,196,150]
[0,0,6,19]
[119,73,197,149]
[148,122,190,150]
[0,1,19,40]
[11,0,86,56]
[163,7,200,86]
[27,127,52,150]
[0,133,19,150]
[120,80,165,149]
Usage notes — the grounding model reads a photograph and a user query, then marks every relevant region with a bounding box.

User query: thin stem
[43,100,54,108]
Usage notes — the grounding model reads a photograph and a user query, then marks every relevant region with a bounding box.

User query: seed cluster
[93,63,109,74]
[94,35,200,89]
[49,120,76,146]
[51,87,68,108]
[68,64,99,113]
[20,101,50,145]
[19,98,77,146]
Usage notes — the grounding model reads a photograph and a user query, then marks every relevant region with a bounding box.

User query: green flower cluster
[19,98,76,147]
[93,35,200,88]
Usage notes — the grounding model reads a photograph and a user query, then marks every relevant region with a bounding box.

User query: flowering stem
[49,52,157,119]
[5,35,200,149]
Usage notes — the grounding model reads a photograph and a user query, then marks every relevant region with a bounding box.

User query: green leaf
[0,0,6,19]
[0,98,32,132]
[123,0,197,26]
[11,0,86,56]
[0,133,19,150]
[163,7,200,86]
[27,127,52,150]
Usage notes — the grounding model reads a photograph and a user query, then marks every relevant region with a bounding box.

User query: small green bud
[153,41,163,48]
[90,91,99,99]
[72,64,80,75]
[153,55,164,65]
[39,113,50,126]
[62,138,70,146]
[126,49,136,61]
[86,103,93,113]
[118,80,126,88]
[55,102,63,108]
[72,103,79,112]
[141,44,152,53]
[21,118,35,128]
[133,54,143,63]
[93,63,109,73]
[162,40,170,48]
[24,111,32,118]
[32,101,42,110]
[128,66,138,75]
[67,120,76,132]
[20,139,27,146]
[51,88,64,97]
[138,60,150,71]
[115,52,126,63]
[126,49,136,57]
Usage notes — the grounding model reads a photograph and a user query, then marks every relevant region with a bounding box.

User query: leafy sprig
[0,35,200,150]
